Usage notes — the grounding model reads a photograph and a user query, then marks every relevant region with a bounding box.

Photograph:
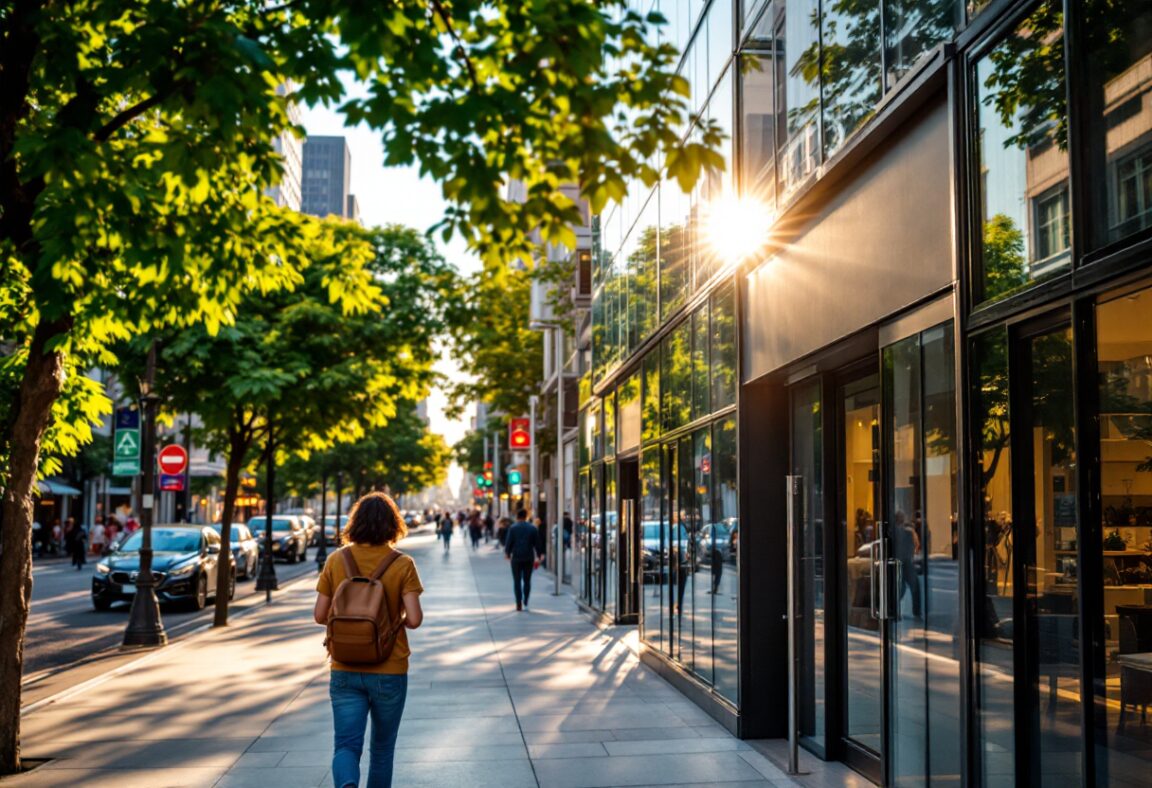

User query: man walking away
[468,513,482,550]
[505,509,543,611]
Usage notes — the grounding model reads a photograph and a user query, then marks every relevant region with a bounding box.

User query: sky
[298,103,478,495]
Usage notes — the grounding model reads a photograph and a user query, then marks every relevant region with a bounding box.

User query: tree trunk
[213,430,249,627]
[0,316,72,775]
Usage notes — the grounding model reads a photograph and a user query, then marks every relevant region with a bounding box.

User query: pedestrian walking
[505,509,543,611]
[90,516,107,556]
[314,492,424,788]
[50,518,62,555]
[64,517,86,570]
[438,517,452,553]
[468,512,482,550]
[483,512,494,543]
[496,516,511,547]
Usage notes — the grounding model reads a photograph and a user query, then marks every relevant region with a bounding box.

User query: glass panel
[841,374,882,753]
[885,324,962,787]
[707,0,734,92]
[1081,3,1152,249]
[619,373,642,453]
[741,51,778,208]
[663,321,692,431]
[711,283,738,410]
[661,175,692,318]
[1027,326,1081,786]
[579,470,591,603]
[605,391,617,459]
[691,428,714,683]
[821,0,883,157]
[632,196,660,344]
[641,447,664,651]
[973,2,1070,304]
[713,416,740,703]
[793,380,826,747]
[697,68,734,288]
[643,351,662,444]
[883,0,959,89]
[591,465,603,610]
[1095,285,1152,784]
[677,436,695,667]
[780,0,821,196]
[606,462,618,619]
[692,304,712,420]
[591,402,603,462]
[974,329,1015,785]
[665,443,686,663]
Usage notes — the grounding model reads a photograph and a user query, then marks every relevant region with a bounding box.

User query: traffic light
[475,474,486,487]
[509,417,530,449]
[507,469,522,485]
[483,470,494,487]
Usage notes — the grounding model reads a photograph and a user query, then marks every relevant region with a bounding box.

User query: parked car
[695,520,738,566]
[247,515,308,563]
[211,522,259,580]
[297,514,318,546]
[92,525,235,611]
[323,514,349,546]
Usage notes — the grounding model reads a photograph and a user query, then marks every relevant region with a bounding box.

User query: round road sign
[157,444,189,475]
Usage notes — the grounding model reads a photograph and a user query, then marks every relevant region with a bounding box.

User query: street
[24,550,324,677]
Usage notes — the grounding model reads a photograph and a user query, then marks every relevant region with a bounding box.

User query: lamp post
[123,342,168,648]
[553,327,564,596]
[315,469,329,571]
[255,428,279,601]
[334,472,343,546]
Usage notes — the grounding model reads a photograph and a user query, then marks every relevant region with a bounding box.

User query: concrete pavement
[8,530,854,787]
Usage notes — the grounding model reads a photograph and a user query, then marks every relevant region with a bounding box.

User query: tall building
[301,136,358,220]
[553,1,1152,786]
[266,84,302,211]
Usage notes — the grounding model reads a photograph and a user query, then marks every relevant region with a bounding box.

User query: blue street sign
[114,407,140,430]
[159,474,185,492]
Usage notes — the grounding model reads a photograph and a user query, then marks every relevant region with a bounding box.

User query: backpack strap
[369,548,404,581]
[339,546,360,578]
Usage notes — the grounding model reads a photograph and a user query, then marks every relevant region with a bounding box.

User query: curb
[20,571,317,717]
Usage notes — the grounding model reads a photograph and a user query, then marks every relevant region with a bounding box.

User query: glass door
[838,371,884,779]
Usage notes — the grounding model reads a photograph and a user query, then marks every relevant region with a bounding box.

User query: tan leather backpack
[325,547,406,664]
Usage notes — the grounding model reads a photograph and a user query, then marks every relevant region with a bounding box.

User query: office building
[301,135,357,220]
[266,84,303,211]
[561,1,1152,785]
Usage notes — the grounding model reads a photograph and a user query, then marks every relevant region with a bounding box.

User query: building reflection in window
[1095,284,1152,784]
[973,1,1069,303]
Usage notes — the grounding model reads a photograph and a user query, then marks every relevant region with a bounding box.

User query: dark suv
[247,515,308,563]
[92,525,235,611]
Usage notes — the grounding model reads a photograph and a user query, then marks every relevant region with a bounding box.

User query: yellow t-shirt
[317,544,423,675]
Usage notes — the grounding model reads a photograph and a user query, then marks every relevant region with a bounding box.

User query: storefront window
[973,1,1069,304]
[713,416,739,703]
[973,328,1015,785]
[1094,284,1152,784]
[641,447,664,651]
[690,428,714,683]
[1081,3,1152,250]
[605,461,618,619]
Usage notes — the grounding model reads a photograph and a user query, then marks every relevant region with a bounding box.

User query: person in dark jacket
[504,509,543,611]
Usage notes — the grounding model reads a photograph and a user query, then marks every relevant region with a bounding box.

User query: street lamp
[123,342,168,648]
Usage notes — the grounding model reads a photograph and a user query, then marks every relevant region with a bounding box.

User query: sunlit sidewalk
[10,530,850,787]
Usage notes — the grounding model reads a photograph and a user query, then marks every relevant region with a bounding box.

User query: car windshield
[249,518,292,533]
[209,524,247,540]
[120,529,200,553]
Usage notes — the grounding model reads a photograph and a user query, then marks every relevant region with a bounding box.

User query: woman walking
[314,492,424,788]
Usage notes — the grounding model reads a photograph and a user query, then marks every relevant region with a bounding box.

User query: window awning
[38,479,82,496]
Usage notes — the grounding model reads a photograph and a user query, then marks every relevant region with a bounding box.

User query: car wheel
[228,570,236,601]
[92,596,112,612]
[191,574,207,611]
[285,545,296,564]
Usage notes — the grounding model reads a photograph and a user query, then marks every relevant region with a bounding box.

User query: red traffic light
[509,417,530,449]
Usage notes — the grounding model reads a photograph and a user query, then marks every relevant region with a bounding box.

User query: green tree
[0,1,715,771]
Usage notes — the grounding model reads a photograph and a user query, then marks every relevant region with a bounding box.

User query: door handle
[869,540,880,620]
[886,558,902,622]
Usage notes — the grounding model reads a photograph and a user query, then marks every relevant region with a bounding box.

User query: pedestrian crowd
[31,511,139,566]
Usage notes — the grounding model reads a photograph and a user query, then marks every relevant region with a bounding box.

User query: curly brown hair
[343,492,407,546]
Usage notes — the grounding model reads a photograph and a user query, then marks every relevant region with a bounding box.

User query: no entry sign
[157,444,189,476]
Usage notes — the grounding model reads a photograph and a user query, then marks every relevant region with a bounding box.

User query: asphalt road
[24,548,326,677]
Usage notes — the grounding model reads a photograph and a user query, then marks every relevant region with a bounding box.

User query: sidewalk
[8,531,848,787]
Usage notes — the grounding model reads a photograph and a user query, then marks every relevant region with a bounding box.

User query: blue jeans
[511,559,534,606]
[330,671,407,788]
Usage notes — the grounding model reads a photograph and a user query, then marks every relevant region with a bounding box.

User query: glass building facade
[572,0,1152,785]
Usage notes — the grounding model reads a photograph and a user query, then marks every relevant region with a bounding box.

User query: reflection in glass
[643,352,661,444]
[660,179,692,318]
[627,196,660,350]
[641,447,664,652]
[663,321,692,432]
[604,391,617,460]
[780,0,821,196]
[974,1,1069,303]
[1082,3,1152,249]
[606,462,618,619]
[1026,327,1081,786]
[578,470,590,603]
[884,323,961,787]
[792,381,826,747]
[840,374,882,753]
[974,329,1015,785]
[591,465,603,610]
[712,284,738,411]
[713,417,739,703]
[1095,285,1152,784]
[691,428,714,684]
[741,52,778,208]
[820,0,883,156]
[618,373,641,453]
[884,0,959,88]
[692,305,712,421]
